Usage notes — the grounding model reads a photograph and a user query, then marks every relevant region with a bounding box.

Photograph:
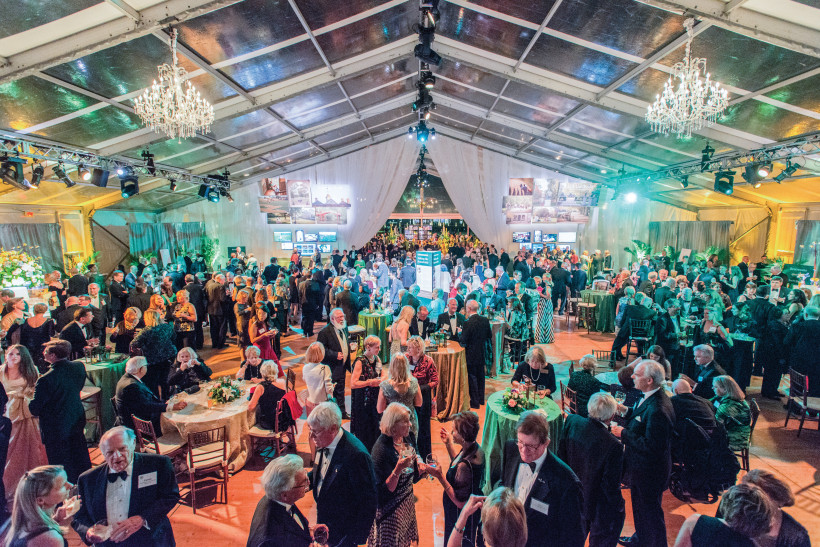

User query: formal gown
[535,292,554,344]
[0,368,47,502]
[351,354,382,453]
[16,320,55,372]
[379,379,419,437]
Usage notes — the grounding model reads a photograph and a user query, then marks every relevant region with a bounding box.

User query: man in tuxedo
[611,361,675,547]
[335,280,360,327]
[655,298,683,377]
[498,411,585,547]
[399,284,421,312]
[766,275,787,307]
[56,296,82,332]
[262,258,280,284]
[653,278,675,309]
[248,454,311,547]
[557,393,625,547]
[479,282,505,315]
[183,274,207,350]
[67,267,90,297]
[317,308,354,419]
[670,379,716,461]
[109,270,129,324]
[436,298,465,340]
[29,340,91,482]
[678,288,702,320]
[205,274,229,349]
[691,344,727,400]
[126,283,152,313]
[72,426,179,546]
[785,306,820,395]
[454,283,468,313]
[307,402,377,547]
[60,307,100,359]
[409,306,434,339]
[459,300,492,408]
[514,254,532,283]
[115,357,186,432]
[88,283,110,337]
[551,262,572,315]
[611,295,657,360]
[570,262,587,301]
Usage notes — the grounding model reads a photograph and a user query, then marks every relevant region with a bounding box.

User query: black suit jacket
[247,497,311,547]
[90,297,109,338]
[60,321,91,359]
[435,312,465,340]
[262,264,280,284]
[115,374,168,432]
[400,292,421,312]
[184,282,206,319]
[29,359,87,440]
[621,389,675,486]
[311,431,377,547]
[743,298,778,339]
[68,274,90,297]
[499,441,585,547]
[693,362,727,400]
[335,290,360,326]
[409,316,433,339]
[654,313,681,354]
[72,453,179,547]
[109,281,129,312]
[551,267,571,293]
[459,314,492,368]
[557,414,625,526]
[654,286,673,308]
[57,304,82,332]
[317,324,351,372]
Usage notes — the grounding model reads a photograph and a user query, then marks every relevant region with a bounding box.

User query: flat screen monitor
[533,230,542,243]
[280,242,293,250]
[295,243,315,255]
[318,243,332,253]
[512,231,531,243]
[318,231,337,242]
[519,243,532,250]
[295,230,304,242]
[532,243,544,252]
[273,231,292,242]
[545,233,558,243]
[304,233,318,242]
[558,231,576,243]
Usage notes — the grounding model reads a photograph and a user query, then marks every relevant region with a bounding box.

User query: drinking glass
[91,519,111,541]
[614,392,626,405]
[425,454,438,482]
[400,445,416,475]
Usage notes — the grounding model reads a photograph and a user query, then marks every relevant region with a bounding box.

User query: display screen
[318,243,331,253]
[295,230,304,242]
[558,231,577,243]
[295,243,315,254]
[512,231,531,243]
[532,243,544,252]
[545,233,558,243]
[273,231,292,242]
[304,233,318,242]
[533,230,542,243]
[519,243,532,250]
[318,231,337,242]
[280,242,293,250]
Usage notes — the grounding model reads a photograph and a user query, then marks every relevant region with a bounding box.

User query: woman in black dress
[350,335,385,452]
[237,345,264,382]
[130,309,177,399]
[428,411,484,547]
[110,307,141,355]
[7,464,76,547]
[270,285,289,357]
[247,361,290,431]
[10,303,54,372]
[510,346,556,398]
[167,347,212,395]
[172,290,197,350]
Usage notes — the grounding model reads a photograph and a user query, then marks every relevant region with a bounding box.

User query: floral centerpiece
[207,377,243,404]
[0,247,45,289]
[501,386,534,414]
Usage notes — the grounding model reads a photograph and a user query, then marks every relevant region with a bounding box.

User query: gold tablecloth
[161,384,255,472]
[429,341,469,421]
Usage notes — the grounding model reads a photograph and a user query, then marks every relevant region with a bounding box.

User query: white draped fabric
[162,138,419,255]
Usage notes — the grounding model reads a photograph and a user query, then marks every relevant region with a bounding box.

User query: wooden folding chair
[187,426,228,513]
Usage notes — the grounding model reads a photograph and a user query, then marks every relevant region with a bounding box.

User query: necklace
[530,365,542,382]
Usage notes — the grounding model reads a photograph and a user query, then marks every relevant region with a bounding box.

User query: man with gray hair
[335,279,359,326]
[611,360,675,547]
[115,357,187,432]
[558,392,625,546]
[317,309,354,417]
[72,426,179,546]
[307,402,376,547]
[205,272,229,349]
[459,299,492,407]
[247,454,311,546]
[692,344,726,400]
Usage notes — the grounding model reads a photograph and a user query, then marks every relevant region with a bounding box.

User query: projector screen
[558,232,577,243]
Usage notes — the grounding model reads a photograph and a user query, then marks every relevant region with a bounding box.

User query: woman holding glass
[388,306,414,358]
[406,336,438,461]
[510,346,556,398]
[167,347,212,395]
[350,335,385,453]
[171,290,197,350]
[368,402,428,547]
[377,354,422,439]
[109,307,141,355]
[6,464,80,547]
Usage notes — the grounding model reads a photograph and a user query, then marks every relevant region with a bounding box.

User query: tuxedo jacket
[90,297,110,337]
[435,312,465,340]
[109,281,129,312]
[621,389,675,486]
[499,441,585,547]
[310,430,377,547]
[247,496,310,547]
[115,374,167,432]
[29,359,87,441]
[409,316,433,339]
[335,290,360,326]
[692,362,727,400]
[72,453,179,547]
[57,304,82,332]
[317,324,351,372]
[459,314,492,368]
[68,274,90,297]
[60,321,90,359]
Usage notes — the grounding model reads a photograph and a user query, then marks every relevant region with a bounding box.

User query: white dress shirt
[316,428,344,495]
[274,500,304,529]
[334,327,348,361]
[637,387,660,408]
[514,448,548,503]
[106,462,133,526]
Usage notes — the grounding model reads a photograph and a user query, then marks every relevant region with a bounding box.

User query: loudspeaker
[90,168,109,187]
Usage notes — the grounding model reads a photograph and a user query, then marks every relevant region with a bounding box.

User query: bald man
[459,300,492,408]
[669,378,716,461]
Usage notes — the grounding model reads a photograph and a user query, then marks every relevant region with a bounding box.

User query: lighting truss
[0,131,232,193]
[608,132,820,187]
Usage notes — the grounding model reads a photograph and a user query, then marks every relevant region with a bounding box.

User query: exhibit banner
[416,250,441,298]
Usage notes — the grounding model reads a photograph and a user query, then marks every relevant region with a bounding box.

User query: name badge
[530,498,550,515]
[138,471,157,488]
[635,416,642,422]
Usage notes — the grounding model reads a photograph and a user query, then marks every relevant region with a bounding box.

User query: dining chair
[186,426,228,513]
[131,415,187,460]
[784,368,820,437]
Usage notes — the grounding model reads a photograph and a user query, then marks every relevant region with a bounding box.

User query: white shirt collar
[326,428,344,453]
[274,500,293,512]
[638,387,661,407]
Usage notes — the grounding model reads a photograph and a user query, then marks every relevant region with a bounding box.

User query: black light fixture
[700,143,715,172]
[741,164,760,187]
[414,26,441,66]
[756,161,772,178]
[679,175,689,188]
[52,162,75,187]
[77,163,91,181]
[30,163,44,188]
[198,184,219,202]
[773,161,799,183]
[0,157,32,190]
[169,178,178,192]
[714,170,735,195]
[421,71,436,89]
[90,168,110,187]
[142,149,156,175]
[119,166,139,198]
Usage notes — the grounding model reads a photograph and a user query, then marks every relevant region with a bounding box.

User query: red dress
[251,322,283,377]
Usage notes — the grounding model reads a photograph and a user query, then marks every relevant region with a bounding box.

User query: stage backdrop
[648,221,734,259]
[129,222,205,263]
[794,220,820,274]
[0,223,63,273]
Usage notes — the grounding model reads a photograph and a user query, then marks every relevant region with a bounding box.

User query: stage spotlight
[198,184,220,203]
[169,179,178,192]
[119,166,139,198]
[414,26,441,66]
[142,150,156,175]
[421,71,436,89]
[700,143,715,172]
[714,170,735,195]
[116,165,125,176]
[408,127,415,139]
[679,175,689,188]
[757,162,772,178]
[773,161,799,183]
[90,168,110,187]
[624,192,638,203]
[77,163,91,181]
[0,157,32,190]
[30,163,44,188]
[53,163,75,187]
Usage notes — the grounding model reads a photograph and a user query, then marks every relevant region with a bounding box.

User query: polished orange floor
[67,314,820,546]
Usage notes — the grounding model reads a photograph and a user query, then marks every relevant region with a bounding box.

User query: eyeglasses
[516,439,543,451]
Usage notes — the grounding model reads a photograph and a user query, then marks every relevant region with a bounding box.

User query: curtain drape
[648,221,734,256]
[129,222,205,261]
[0,223,63,273]
[794,220,820,271]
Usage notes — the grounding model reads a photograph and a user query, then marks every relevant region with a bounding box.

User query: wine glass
[400,445,416,475]
[91,519,111,541]
[425,454,438,482]
[614,391,626,405]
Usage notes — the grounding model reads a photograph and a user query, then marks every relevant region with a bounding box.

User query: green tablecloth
[490,320,505,376]
[84,357,127,431]
[481,389,563,494]
[581,290,616,333]
[358,311,393,362]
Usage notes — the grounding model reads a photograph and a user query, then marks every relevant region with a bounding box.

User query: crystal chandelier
[134,28,215,140]
[645,18,728,138]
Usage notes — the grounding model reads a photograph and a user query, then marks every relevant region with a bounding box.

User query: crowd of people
[0,236,816,547]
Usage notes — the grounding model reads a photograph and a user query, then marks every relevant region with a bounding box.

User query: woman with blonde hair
[447,486,527,547]
[109,307,141,355]
[389,305,414,357]
[171,289,196,350]
[6,464,79,547]
[377,353,421,438]
[301,341,333,461]
[147,294,166,321]
[234,290,253,359]
[247,362,290,433]
[712,375,752,452]
[167,347,212,395]
[351,335,386,452]
[1,345,47,502]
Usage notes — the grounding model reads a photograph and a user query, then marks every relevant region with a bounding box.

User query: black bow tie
[107,471,128,483]
[526,462,536,472]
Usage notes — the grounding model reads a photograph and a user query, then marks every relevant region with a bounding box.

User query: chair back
[132,415,159,454]
[748,398,761,438]
[110,396,121,425]
[629,319,652,338]
[592,349,617,369]
[187,426,227,471]
[788,368,808,402]
[286,368,296,392]
[560,381,578,415]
